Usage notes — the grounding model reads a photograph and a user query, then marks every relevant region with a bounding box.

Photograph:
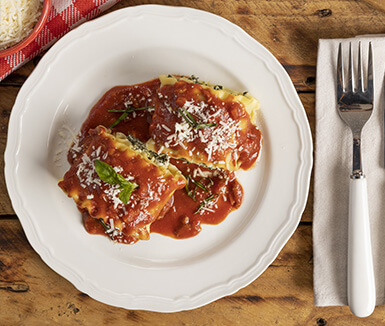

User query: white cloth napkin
[314,36,385,306]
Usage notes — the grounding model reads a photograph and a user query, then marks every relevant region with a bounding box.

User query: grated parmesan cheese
[0,0,43,50]
[164,98,240,162]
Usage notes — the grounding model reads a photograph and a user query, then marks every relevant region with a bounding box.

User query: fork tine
[337,43,344,98]
[347,42,353,92]
[357,42,363,92]
[367,42,373,97]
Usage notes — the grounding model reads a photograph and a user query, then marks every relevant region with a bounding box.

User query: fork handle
[348,177,376,317]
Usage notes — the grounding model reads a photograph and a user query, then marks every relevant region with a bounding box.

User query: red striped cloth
[0,0,121,82]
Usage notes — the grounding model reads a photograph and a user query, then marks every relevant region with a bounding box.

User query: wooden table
[1,0,385,324]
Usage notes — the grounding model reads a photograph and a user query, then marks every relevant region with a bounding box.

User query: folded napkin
[0,0,121,82]
[314,36,385,306]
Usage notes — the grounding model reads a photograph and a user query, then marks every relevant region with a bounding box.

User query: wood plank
[284,65,316,92]
[108,0,385,67]
[0,219,384,325]
[0,86,17,215]
[362,0,385,13]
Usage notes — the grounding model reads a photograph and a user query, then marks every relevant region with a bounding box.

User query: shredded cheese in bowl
[0,0,43,50]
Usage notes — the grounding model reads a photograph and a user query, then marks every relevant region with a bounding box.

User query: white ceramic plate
[5,5,312,312]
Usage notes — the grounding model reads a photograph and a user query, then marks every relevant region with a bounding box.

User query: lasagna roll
[59,126,186,243]
[147,75,262,171]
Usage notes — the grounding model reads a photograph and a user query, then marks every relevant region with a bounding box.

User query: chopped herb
[242,91,248,96]
[194,193,219,214]
[201,176,214,187]
[94,160,138,204]
[126,133,169,165]
[178,107,196,128]
[108,106,154,128]
[205,177,214,186]
[213,85,223,90]
[108,107,152,113]
[178,107,217,129]
[185,176,196,201]
[195,123,217,129]
[190,177,209,192]
[190,75,201,84]
[185,175,214,201]
[109,112,129,128]
[97,218,114,239]
[98,218,110,230]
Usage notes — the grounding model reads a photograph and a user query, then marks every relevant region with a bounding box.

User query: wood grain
[362,0,385,13]
[0,86,17,215]
[107,0,385,65]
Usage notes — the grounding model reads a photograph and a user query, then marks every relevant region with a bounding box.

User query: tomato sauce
[62,76,259,243]
[81,78,160,142]
[151,158,243,239]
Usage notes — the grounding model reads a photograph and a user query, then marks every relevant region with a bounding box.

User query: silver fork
[337,42,375,317]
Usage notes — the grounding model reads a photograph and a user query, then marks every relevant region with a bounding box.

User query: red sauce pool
[151,158,243,239]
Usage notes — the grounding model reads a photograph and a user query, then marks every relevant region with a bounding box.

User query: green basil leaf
[94,160,138,204]
[116,173,129,187]
[94,160,120,185]
[118,182,138,204]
